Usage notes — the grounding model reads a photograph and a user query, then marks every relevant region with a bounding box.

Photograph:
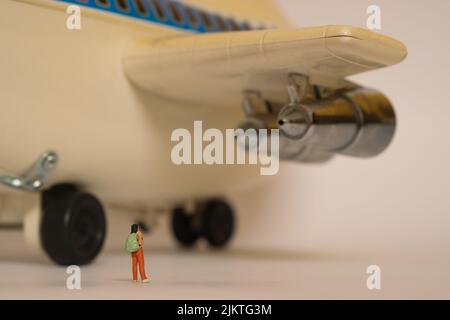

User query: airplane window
[133,0,148,16]
[200,11,214,30]
[150,0,167,21]
[185,6,200,28]
[227,18,240,31]
[240,22,251,31]
[257,24,267,30]
[168,1,183,25]
[116,0,130,11]
[96,0,110,7]
[214,15,228,31]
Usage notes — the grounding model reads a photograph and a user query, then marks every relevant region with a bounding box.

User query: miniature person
[128,224,149,283]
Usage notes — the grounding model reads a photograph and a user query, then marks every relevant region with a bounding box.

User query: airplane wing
[123,25,407,107]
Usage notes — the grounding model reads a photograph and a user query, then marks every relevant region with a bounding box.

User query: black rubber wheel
[40,184,107,265]
[201,199,235,248]
[171,207,199,248]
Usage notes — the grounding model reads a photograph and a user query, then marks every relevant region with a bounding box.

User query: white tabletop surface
[1,230,449,299]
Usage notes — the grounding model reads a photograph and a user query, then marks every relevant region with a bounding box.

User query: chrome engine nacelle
[237,74,396,163]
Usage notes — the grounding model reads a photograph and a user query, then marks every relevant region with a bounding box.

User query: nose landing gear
[40,184,107,265]
[25,183,107,266]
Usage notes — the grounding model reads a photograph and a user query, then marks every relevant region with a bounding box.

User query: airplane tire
[201,199,235,248]
[40,184,107,265]
[171,207,199,247]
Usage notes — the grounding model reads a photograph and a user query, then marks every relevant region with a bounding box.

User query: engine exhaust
[277,88,396,158]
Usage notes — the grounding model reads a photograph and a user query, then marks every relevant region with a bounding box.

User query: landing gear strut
[171,199,235,249]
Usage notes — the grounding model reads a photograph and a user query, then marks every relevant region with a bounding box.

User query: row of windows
[72,0,263,32]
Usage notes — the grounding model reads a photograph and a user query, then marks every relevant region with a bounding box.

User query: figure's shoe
[142,278,150,283]
[133,280,138,283]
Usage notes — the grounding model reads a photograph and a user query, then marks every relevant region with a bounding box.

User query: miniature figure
[126,224,149,283]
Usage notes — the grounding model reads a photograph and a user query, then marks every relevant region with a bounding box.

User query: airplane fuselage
[0,0,262,223]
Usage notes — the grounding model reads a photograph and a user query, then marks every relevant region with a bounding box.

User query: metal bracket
[286,73,319,104]
[242,90,272,117]
[0,151,59,192]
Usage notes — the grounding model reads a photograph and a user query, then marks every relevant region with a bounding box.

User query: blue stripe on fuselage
[58,0,257,33]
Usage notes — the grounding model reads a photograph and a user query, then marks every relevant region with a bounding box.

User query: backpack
[125,233,140,253]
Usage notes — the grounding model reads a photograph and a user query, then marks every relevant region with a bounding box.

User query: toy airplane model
[0,0,407,265]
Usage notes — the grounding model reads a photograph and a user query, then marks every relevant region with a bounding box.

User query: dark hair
[131,224,138,234]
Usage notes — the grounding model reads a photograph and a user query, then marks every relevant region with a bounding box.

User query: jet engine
[237,74,396,163]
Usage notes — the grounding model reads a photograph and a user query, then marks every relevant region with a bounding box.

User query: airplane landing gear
[25,184,107,266]
[171,199,235,249]
[172,207,199,247]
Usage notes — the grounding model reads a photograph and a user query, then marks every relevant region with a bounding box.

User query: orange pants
[132,247,148,281]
